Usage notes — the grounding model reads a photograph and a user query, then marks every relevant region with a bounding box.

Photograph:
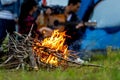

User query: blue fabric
[0,19,7,40]
[77,0,100,20]
[0,19,15,46]
[77,0,120,50]
[0,0,22,17]
[80,28,120,50]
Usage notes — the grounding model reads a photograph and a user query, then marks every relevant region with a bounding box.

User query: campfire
[0,29,101,70]
[33,30,68,67]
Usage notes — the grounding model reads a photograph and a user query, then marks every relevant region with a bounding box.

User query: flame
[33,30,68,66]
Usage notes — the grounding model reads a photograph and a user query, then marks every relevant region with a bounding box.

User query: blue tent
[77,0,120,50]
[77,0,100,21]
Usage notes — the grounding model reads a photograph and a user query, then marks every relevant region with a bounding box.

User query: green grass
[0,50,120,80]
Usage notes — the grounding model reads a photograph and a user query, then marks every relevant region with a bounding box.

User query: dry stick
[8,30,102,69]
[33,43,102,67]
[24,24,34,42]
[7,31,34,69]
[33,43,87,65]
[0,32,26,69]
[9,36,25,53]
[53,53,102,67]
[35,46,98,67]
[25,41,103,68]
[16,29,38,69]
[2,55,14,64]
[9,35,29,59]
[24,26,38,69]
[0,61,22,68]
[68,50,86,56]
[0,35,23,68]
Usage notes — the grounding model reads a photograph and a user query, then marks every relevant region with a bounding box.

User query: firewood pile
[0,29,102,70]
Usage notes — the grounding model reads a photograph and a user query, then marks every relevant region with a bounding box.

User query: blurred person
[36,7,53,39]
[19,0,53,40]
[64,0,84,46]
[18,0,38,38]
[0,0,21,48]
[61,0,85,63]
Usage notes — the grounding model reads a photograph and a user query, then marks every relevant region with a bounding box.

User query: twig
[24,24,34,42]
[53,53,102,67]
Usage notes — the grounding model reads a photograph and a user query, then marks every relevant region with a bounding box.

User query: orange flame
[33,30,68,66]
